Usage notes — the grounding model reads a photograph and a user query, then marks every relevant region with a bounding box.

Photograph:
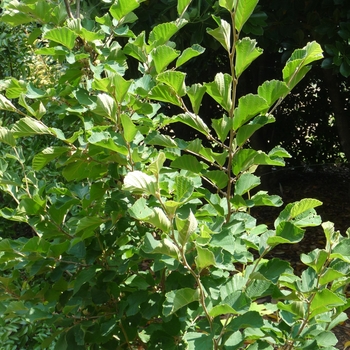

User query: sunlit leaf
[195,246,216,269]
[235,38,263,78]
[149,84,181,106]
[171,154,203,173]
[235,173,260,195]
[151,45,180,73]
[187,83,206,115]
[109,0,140,21]
[120,114,138,142]
[176,44,205,67]
[205,73,232,112]
[123,171,157,196]
[257,80,290,105]
[283,41,323,89]
[203,170,228,189]
[0,127,16,147]
[175,175,194,202]
[44,27,77,49]
[163,288,200,316]
[149,20,187,47]
[32,146,70,170]
[235,0,259,32]
[157,71,186,96]
[212,115,232,143]
[0,94,18,112]
[176,210,198,246]
[173,113,211,136]
[177,0,192,15]
[207,16,231,52]
[12,117,51,137]
[233,94,269,130]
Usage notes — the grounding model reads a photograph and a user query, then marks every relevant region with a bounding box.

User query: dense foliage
[0,0,349,349]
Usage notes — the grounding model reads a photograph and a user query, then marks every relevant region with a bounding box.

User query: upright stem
[225,9,239,223]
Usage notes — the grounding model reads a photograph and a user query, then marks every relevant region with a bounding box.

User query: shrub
[0,0,348,349]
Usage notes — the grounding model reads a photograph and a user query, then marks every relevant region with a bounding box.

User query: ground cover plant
[0,0,349,349]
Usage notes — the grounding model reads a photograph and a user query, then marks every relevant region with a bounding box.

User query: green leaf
[145,131,178,148]
[300,249,328,273]
[151,45,180,73]
[219,0,235,12]
[283,41,323,89]
[19,196,46,215]
[203,170,229,189]
[235,0,259,32]
[289,198,323,218]
[73,267,97,295]
[173,113,211,136]
[205,73,232,112]
[171,155,203,173]
[0,127,16,147]
[123,171,157,196]
[209,304,236,318]
[88,132,128,155]
[250,191,283,207]
[235,173,260,195]
[212,115,232,142]
[207,16,231,52]
[175,175,194,202]
[163,288,200,316]
[235,38,263,78]
[157,71,186,96]
[12,117,51,137]
[146,232,179,257]
[184,332,213,350]
[149,152,166,176]
[75,216,104,236]
[32,146,70,170]
[129,199,171,232]
[331,238,350,263]
[309,289,345,319]
[0,94,18,112]
[233,94,269,130]
[187,83,206,115]
[95,93,117,122]
[149,84,181,106]
[177,0,192,15]
[176,44,205,67]
[44,27,77,50]
[267,222,305,247]
[255,258,290,283]
[120,114,138,142]
[149,20,187,47]
[111,73,132,103]
[195,246,216,270]
[315,331,338,347]
[176,210,198,246]
[257,80,290,105]
[236,115,275,146]
[109,0,140,21]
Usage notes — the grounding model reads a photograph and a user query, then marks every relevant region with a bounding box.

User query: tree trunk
[322,69,350,162]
